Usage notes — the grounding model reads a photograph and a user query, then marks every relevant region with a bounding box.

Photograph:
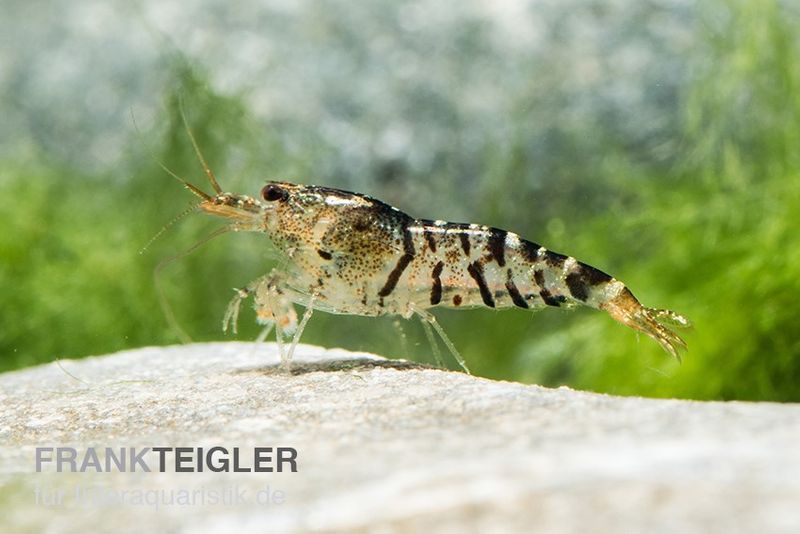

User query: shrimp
[166,121,689,372]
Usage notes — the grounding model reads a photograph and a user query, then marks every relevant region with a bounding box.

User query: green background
[1,0,798,401]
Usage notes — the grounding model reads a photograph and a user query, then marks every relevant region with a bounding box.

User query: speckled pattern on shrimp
[165,122,690,372]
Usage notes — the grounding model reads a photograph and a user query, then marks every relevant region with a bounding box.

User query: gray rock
[1,343,798,533]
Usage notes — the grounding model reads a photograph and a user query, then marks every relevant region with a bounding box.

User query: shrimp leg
[223,269,308,369]
[414,307,471,374]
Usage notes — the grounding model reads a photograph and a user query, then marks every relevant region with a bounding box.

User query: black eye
[261,184,288,202]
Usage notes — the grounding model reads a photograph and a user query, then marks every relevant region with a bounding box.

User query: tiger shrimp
[167,135,690,373]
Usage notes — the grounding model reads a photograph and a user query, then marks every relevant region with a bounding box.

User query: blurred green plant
[1,0,798,401]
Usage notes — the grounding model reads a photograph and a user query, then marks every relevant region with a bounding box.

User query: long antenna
[178,95,223,195]
[130,108,212,201]
[153,225,233,343]
[139,202,202,255]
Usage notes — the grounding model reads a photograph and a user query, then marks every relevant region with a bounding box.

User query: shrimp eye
[261,184,288,202]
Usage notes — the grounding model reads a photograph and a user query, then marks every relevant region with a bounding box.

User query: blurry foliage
[1,0,798,401]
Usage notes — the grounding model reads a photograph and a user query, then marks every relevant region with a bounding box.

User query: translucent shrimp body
[187,180,689,369]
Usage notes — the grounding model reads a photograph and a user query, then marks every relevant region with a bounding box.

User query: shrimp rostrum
[171,155,689,372]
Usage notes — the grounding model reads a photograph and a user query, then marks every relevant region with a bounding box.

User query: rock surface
[1,343,798,533]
